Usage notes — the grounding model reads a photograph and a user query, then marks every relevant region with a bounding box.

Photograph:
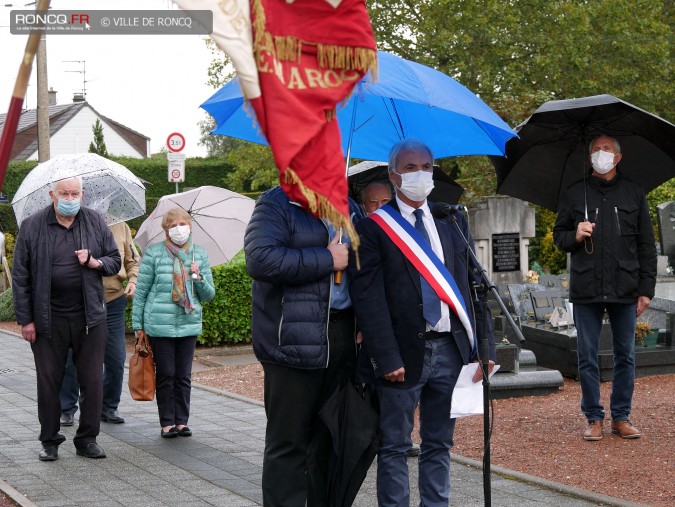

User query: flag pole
[0,0,51,192]
[335,87,361,284]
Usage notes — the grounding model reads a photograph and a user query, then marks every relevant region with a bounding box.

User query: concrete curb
[0,479,39,507]
[451,454,649,507]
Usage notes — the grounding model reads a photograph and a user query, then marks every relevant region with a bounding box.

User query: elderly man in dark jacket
[13,176,121,462]
[244,186,363,507]
[554,134,656,442]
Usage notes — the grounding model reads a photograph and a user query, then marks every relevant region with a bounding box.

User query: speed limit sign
[167,132,185,153]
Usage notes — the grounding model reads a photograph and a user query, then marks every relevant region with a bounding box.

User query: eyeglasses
[365,198,391,207]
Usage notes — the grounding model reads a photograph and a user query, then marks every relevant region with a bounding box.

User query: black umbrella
[347,160,464,205]
[318,381,379,507]
[492,94,675,211]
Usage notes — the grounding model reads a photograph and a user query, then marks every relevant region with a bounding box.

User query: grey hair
[388,139,434,173]
[51,176,83,192]
[589,135,621,154]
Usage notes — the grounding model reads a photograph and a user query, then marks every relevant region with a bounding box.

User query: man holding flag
[349,139,495,506]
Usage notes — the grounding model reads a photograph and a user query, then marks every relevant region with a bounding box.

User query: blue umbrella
[200,51,515,161]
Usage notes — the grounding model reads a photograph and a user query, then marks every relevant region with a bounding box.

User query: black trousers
[31,314,107,448]
[261,312,357,507]
[148,335,197,427]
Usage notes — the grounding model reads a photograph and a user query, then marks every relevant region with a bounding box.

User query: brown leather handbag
[128,330,155,401]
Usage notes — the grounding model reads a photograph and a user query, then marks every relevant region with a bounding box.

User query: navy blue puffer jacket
[244,186,363,369]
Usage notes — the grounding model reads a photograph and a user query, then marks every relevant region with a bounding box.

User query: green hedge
[0,288,15,321]
[201,250,252,346]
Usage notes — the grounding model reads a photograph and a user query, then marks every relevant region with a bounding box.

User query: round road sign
[167,132,185,153]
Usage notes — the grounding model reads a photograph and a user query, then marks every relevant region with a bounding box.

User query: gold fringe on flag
[252,0,378,79]
[317,44,378,73]
[274,36,302,63]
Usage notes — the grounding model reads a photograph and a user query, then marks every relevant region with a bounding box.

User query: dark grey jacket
[553,172,656,304]
[13,205,121,338]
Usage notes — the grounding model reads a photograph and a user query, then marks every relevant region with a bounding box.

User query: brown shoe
[611,420,641,439]
[583,420,603,441]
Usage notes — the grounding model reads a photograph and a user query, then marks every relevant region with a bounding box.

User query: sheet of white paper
[450,363,500,419]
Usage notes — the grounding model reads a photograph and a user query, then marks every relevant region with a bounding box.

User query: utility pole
[37,33,50,162]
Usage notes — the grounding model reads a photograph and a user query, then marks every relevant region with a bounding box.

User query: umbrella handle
[191,244,198,280]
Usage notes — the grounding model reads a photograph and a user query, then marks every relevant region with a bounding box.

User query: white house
[0,93,150,160]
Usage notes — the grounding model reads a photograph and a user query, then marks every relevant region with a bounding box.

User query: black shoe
[177,426,192,437]
[75,442,106,459]
[38,446,58,461]
[161,427,178,439]
[407,443,421,458]
[60,413,74,427]
[101,409,125,424]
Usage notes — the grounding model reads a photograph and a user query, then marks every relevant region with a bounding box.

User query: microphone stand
[447,213,525,507]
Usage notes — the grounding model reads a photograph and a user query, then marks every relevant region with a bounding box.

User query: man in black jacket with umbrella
[553,135,656,441]
[13,176,121,461]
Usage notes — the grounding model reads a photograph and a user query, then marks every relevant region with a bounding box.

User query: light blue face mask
[57,198,81,217]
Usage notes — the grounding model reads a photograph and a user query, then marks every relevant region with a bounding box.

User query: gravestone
[468,196,535,284]
[657,201,675,265]
[537,274,570,299]
[496,283,544,323]
[529,290,564,322]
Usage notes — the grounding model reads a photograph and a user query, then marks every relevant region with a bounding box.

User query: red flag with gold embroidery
[249,0,376,243]
[171,0,376,242]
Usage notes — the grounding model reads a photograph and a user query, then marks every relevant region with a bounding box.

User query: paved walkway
[0,329,646,507]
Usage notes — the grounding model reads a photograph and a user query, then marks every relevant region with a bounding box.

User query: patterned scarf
[165,238,195,314]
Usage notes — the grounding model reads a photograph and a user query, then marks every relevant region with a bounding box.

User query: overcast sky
[0,0,220,157]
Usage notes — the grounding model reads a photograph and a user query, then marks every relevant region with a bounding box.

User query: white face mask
[168,225,191,246]
[591,150,616,174]
[395,170,435,202]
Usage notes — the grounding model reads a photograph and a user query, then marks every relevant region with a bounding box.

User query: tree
[367,0,674,271]
[88,119,109,158]
[199,38,278,193]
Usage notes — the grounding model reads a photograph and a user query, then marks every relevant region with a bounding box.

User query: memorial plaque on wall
[492,233,520,272]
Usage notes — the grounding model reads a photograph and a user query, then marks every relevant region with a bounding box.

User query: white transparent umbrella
[11,153,146,226]
[134,186,255,267]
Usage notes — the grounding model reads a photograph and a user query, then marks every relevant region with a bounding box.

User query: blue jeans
[375,336,464,507]
[61,295,127,415]
[573,302,636,422]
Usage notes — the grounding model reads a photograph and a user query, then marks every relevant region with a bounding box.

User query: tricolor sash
[369,204,476,352]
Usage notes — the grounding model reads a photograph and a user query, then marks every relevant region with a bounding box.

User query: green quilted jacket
[132,241,215,338]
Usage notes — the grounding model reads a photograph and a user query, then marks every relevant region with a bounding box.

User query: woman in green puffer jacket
[132,207,215,439]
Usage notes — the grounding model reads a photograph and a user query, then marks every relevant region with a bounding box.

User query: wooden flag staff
[0,0,52,191]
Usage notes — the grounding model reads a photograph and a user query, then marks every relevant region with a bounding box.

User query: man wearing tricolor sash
[349,139,496,507]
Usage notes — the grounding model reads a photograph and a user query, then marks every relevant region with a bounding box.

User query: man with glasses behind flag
[349,139,495,506]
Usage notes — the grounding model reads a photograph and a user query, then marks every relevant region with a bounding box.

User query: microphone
[432,203,467,217]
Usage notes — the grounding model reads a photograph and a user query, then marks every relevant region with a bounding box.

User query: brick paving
[0,329,645,507]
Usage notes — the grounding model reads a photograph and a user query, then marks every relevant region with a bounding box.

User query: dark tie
[413,209,441,326]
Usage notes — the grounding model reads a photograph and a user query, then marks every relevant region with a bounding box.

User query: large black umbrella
[492,94,675,211]
[347,160,464,205]
[318,381,379,507]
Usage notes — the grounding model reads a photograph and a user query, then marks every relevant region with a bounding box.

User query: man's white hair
[51,175,83,192]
